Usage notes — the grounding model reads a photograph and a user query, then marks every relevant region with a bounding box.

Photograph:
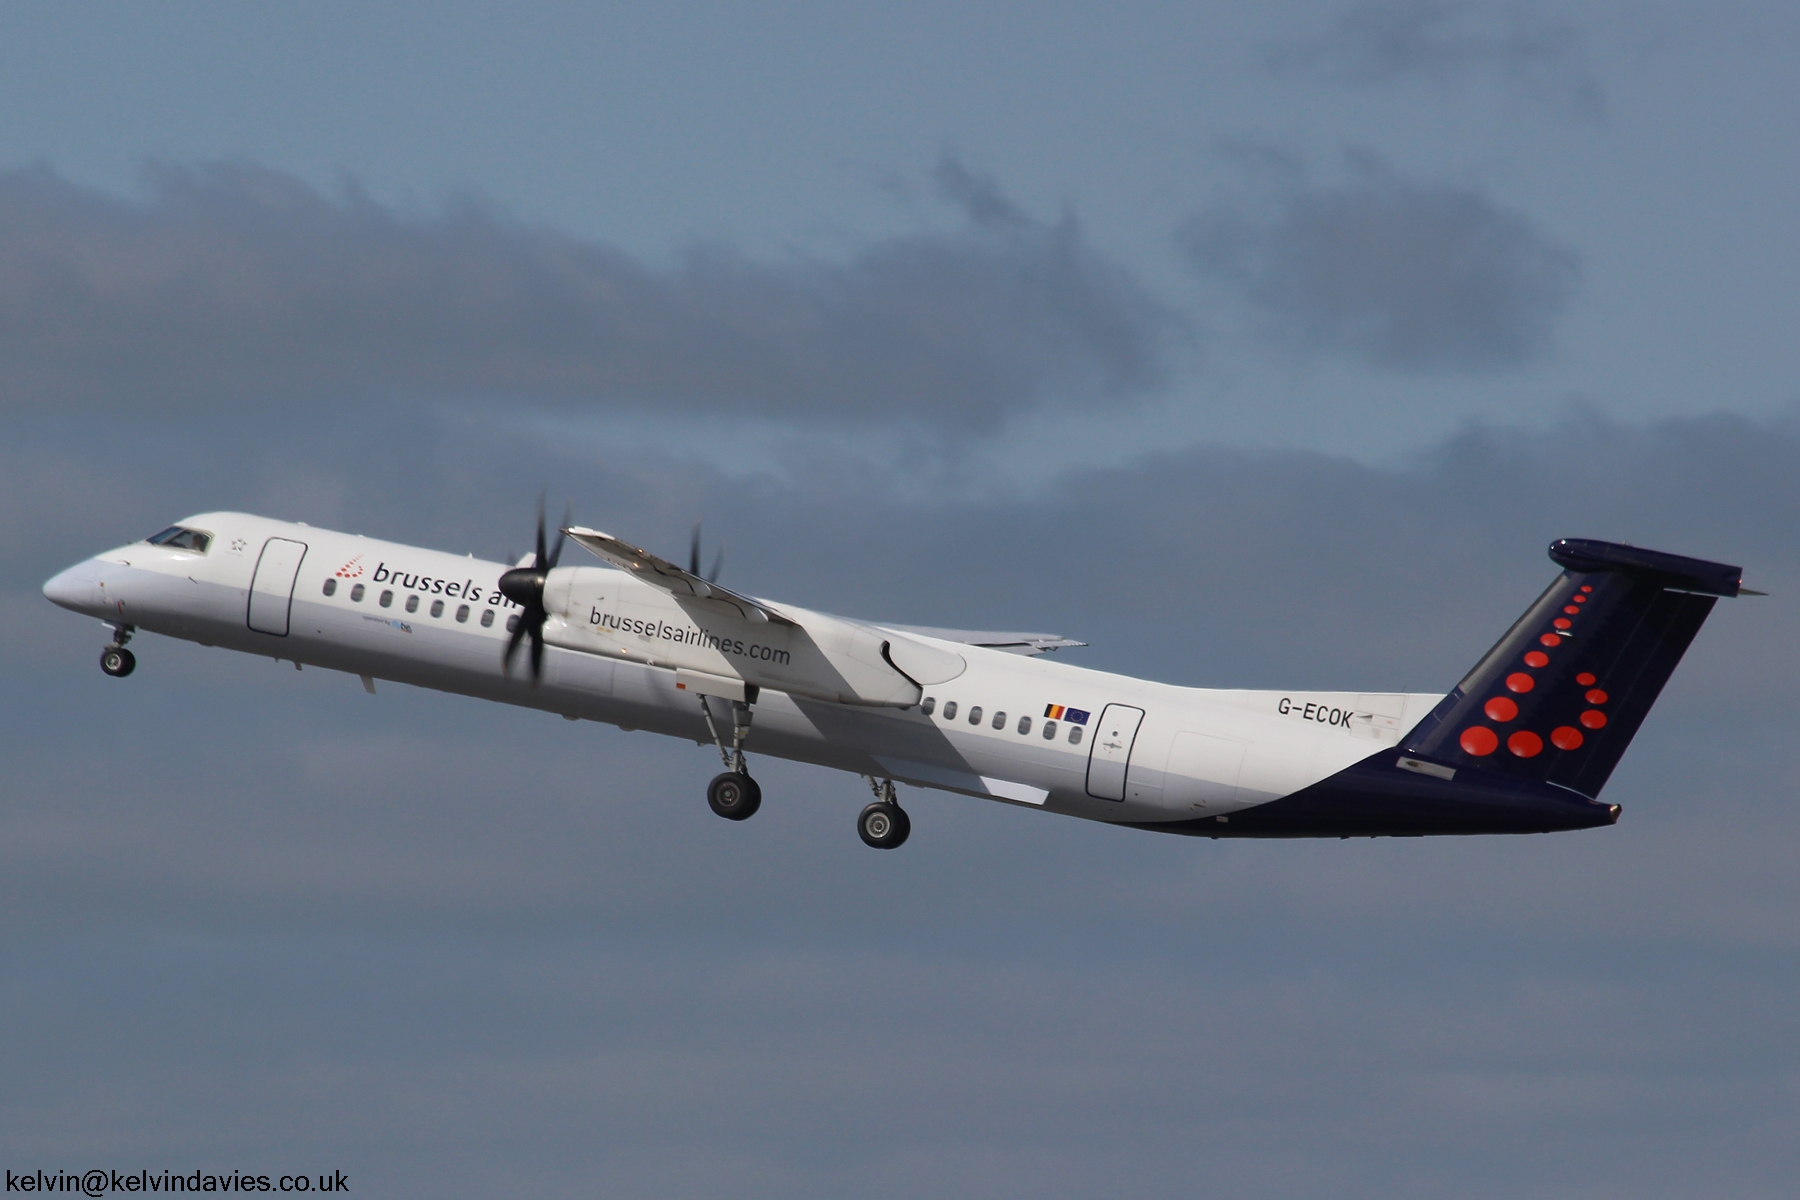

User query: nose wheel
[858,778,910,849]
[99,624,136,677]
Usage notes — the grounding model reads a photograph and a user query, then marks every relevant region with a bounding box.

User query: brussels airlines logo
[589,607,791,664]
[366,561,517,608]
[335,556,366,579]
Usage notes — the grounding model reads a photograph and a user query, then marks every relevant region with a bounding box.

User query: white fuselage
[43,513,1444,831]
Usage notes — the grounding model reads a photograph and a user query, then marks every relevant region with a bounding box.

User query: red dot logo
[1580,710,1608,729]
[1485,697,1519,722]
[1461,726,1499,756]
[1585,688,1608,704]
[1580,585,1593,593]
[1539,633,1560,647]
[1505,672,1536,693]
[1551,726,1584,751]
[1507,730,1544,757]
[1573,595,1586,603]
[1553,618,1572,630]
[1563,605,1581,615]
[1523,650,1550,668]
[1576,673,1596,686]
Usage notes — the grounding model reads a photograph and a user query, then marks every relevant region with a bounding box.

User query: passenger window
[506,614,521,633]
[1017,715,1032,735]
[455,604,470,623]
[350,584,365,602]
[1068,726,1083,745]
[429,599,444,618]
[968,706,983,725]
[942,701,958,721]
[1042,720,1058,740]
[379,590,394,608]
[405,595,420,614]
[992,711,1006,730]
[322,578,337,596]
[921,697,935,716]
[480,608,495,628]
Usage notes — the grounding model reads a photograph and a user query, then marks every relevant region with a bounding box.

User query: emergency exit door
[1085,703,1146,801]
[247,537,308,636]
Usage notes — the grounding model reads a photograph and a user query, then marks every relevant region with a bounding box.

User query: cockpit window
[146,526,212,553]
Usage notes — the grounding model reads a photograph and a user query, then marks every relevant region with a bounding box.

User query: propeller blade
[707,545,724,584]
[534,495,548,568]
[690,521,703,577]
[502,497,566,685]
[502,615,529,677]
[548,502,570,570]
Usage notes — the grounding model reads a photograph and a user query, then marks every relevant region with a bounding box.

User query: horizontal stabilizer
[1548,538,1745,596]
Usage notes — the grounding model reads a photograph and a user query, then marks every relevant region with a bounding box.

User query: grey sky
[1183,152,1580,371]
[1,1,1796,461]
[1265,0,1607,115]
[2,2,1796,1197]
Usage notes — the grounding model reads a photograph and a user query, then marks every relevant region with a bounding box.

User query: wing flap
[880,623,1086,656]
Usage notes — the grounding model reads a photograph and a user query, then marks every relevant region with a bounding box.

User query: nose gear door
[1086,703,1146,801]
[247,537,308,636]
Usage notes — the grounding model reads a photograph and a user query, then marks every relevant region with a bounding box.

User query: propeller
[689,521,724,584]
[499,497,569,683]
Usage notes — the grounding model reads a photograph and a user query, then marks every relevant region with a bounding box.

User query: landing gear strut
[699,691,761,820]
[99,624,136,678]
[858,777,910,850]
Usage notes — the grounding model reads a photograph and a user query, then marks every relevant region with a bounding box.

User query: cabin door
[247,537,308,636]
[1086,704,1146,801]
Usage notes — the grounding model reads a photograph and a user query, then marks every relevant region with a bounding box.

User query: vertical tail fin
[1402,539,1744,798]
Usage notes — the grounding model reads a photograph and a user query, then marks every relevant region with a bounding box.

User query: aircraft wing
[879,624,1086,656]
[561,526,795,626]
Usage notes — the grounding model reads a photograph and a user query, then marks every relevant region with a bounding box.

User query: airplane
[41,507,1750,849]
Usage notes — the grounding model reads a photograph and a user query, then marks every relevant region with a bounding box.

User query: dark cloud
[931,154,1032,230]
[1182,156,1579,373]
[4,404,1796,1195]
[1267,0,1605,116]
[0,160,1172,429]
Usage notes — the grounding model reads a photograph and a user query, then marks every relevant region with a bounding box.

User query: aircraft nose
[42,561,99,613]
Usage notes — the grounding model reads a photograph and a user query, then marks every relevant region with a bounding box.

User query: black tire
[99,646,136,677]
[858,801,910,849]
[707,772,762,820]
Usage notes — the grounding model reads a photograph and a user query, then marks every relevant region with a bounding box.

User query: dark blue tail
[1400,539,1743,799]
[1134,538,1743,838]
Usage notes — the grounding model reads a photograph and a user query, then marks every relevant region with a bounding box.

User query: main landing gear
[99,624,136,678]
[707,771,761,820]
[699,692,761,821]
[858,777,910,850]
[692,692,912,849]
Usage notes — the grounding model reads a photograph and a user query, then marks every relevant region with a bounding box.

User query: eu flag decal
[1044,705,1090,724]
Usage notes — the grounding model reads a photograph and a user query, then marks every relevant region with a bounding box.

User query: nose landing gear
[858,778,910,850]
[99,624,136,677]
